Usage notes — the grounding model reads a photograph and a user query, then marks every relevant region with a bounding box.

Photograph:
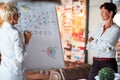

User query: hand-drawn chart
[15,1,64,70]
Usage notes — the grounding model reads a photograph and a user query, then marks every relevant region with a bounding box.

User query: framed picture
[112,0,120,11]
[112,0,119,3]
[112,0,120,68]
[56,0,89,63]
[112,0,120,26]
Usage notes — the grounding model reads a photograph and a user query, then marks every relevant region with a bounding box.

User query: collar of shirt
[1,22,12,29]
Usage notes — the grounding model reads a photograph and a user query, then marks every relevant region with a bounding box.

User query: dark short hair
[100,2,117,18]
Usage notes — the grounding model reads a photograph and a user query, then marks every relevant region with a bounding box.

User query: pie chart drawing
[47,47,56,59]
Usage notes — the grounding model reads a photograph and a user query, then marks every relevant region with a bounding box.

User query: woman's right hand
[24,30,32,44]
[88,37,94,43]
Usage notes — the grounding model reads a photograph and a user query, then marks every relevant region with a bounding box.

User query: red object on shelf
[78,46,85,50]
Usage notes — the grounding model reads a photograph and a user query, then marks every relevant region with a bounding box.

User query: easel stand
[59,68,65,80]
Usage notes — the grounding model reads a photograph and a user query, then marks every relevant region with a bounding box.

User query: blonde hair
[0,4,18,21]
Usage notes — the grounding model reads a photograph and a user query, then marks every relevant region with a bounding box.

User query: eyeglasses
[17,13,21,17]
[15,13,21,17]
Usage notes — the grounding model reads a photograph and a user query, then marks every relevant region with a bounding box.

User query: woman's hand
[24,30,32,44]
[88,37,94,43]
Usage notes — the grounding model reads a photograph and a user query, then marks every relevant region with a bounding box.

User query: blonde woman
[0,4,32,80]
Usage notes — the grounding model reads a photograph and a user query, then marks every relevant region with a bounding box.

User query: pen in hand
[24,30,32,44]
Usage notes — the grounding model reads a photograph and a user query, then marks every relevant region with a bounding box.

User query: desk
[25,71,49,80]
[49,61,91,80]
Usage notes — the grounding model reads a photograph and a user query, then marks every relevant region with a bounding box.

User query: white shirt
[87,24,120,58]
[0,22,27,80]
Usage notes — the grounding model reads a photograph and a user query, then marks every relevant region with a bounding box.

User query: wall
[88,0,111,64]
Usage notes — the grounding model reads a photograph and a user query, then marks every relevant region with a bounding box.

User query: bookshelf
[116,40,120,69]
[56,0,88,63]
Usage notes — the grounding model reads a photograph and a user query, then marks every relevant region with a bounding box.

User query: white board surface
[15,1,64,70]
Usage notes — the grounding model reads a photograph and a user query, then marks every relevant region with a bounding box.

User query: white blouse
[0,22,27,80]
[87,24,120,58]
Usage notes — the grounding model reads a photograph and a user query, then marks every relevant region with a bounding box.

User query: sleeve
[14,31,27,63]
[91,26,101,39]
[108,27,120,43]
[86,26,101,50]
[86,39,113,52]
[90,39,114,52]
[87,27,120,52]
